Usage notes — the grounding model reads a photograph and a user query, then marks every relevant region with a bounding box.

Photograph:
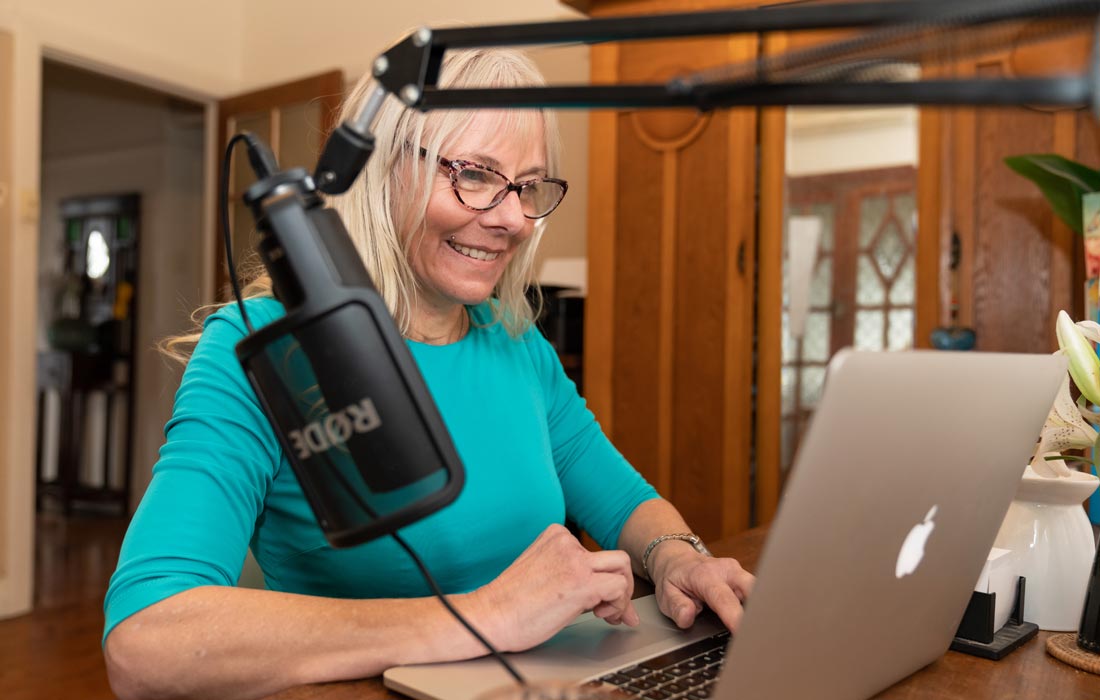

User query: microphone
[233,137,464,548]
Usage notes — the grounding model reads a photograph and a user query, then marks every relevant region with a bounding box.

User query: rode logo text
[288,398,382,459]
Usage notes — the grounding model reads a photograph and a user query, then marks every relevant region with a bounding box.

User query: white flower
[1057,310,1100,406]
[1033,375,1097,477]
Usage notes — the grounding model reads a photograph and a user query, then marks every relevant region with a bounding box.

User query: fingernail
[627,607,640,626]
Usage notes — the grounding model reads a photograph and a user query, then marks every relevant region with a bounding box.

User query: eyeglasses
[420,147,568,219]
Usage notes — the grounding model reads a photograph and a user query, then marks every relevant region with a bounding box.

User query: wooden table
[265,527,1100,699]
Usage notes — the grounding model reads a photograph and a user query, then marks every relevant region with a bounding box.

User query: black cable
[301,452,526,684]
[285,436,527,684]
[227,128,526,685]
[305,452,527,684]
[390,531,528,686]
[221,133,256,333]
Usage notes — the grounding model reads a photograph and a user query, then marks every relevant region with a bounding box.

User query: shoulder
[204,296,286,335]
[187,297,286,368]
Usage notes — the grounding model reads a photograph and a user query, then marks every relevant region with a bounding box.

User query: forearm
[104,585,496,700]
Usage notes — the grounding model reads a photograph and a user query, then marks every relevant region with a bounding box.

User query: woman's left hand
[650,549,755,632]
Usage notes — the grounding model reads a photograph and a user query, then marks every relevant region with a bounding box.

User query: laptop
[384,349,1066,700]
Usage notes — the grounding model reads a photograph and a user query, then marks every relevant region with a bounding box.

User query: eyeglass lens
[453,167,565,218]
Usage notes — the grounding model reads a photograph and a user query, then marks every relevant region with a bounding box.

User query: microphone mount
[365,0,1100,114]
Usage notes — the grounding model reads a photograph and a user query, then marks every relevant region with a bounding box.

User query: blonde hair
[162,47,560,364]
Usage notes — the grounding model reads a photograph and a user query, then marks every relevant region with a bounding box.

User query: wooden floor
[0,511,129,699]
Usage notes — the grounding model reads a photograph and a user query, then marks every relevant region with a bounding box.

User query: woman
[103,48,754,700]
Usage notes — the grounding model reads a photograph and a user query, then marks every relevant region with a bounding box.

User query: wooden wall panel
[612,108,664,489]
[595,29,758,540]
[584,43,620,433]
[950,48,1091,354]
[972,103,1055,352]
[577,0,1094,542]
[673,112,729,539]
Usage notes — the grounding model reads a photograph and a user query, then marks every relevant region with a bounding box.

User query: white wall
[239,1,582,89]
[0,0,244,97]
[0,23,37,621]
[786,107,919,176]
[0,0,593,619]
[0,1,228,617]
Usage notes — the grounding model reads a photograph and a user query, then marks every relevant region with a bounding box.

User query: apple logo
[895,505,938,579]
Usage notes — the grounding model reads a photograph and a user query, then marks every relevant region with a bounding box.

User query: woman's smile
[446,238,502,262]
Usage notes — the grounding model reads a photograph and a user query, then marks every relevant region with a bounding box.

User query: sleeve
[524,330,659,551]
[103,302,284,642]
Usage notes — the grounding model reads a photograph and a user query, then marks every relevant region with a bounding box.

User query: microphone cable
[220,133,527,687]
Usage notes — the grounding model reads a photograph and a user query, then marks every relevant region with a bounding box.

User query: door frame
[756,31,943,526]
[0,39,218,620]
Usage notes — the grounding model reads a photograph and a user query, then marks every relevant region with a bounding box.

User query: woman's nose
[482,189,527,234]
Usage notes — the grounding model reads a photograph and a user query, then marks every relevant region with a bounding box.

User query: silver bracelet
[641,533,711,581]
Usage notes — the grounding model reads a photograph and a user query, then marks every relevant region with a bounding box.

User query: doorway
[34,60,206,606]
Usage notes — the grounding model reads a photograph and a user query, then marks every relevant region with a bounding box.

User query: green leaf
[1004,154,1100,235]
[1043,454,1094,465]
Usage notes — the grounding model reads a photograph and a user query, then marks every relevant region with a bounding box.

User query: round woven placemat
[1047,633,1100,674]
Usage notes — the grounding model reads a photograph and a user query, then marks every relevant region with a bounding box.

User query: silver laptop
[385,349,1065,700]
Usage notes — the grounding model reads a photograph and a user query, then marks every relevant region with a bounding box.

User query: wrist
[648,541,703,585]
[642,533,711,583]
[461,586,512,653]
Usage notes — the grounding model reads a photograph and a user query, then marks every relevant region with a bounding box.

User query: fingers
[725,559,756,601]
[660,558,755,632]
[586,549,639,626]
[592,600,640,626]
[531,527,640,627]
[696,581,745,632]
[660,586,704,629]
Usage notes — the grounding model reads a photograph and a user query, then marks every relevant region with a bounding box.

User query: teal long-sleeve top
[103,298,658,641]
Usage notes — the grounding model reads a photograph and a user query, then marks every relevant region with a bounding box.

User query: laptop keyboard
[588,630,730,699]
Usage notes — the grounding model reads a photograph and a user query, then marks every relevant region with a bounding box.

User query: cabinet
[941,33,1097,351]
[36,194,139,516]
[570,0,762,541]
[568,0,1093,540]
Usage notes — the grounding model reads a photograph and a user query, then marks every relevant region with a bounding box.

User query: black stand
[951,576,1038,660]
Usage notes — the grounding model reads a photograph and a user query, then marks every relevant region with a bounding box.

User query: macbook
[384,349,1066,700]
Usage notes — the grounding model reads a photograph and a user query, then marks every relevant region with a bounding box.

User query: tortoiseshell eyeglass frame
[418,146,568,219]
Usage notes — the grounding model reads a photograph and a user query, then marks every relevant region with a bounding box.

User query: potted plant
[1004,154,1100,236]
[993,311,1100,631]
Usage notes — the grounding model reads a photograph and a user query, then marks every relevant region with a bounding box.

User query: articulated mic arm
[314,0,1100,195]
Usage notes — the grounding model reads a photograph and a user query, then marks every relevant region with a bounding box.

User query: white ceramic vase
[992,465,1099,631]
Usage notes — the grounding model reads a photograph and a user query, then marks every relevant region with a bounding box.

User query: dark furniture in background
[532,284,585,395]
[36,193,139,516]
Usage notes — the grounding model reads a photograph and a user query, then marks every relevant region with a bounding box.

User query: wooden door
[216,71,344,299]
[581,0,761,541]
[755,26,938,525]
[946,31,1097,350]
[782,166,917,476]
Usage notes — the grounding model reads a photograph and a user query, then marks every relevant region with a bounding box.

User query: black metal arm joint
[375,31,445,108]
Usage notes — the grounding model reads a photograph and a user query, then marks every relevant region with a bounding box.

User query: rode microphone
[232,101,464,548]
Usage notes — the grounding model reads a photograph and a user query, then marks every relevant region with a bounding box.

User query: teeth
[448,240,499,261]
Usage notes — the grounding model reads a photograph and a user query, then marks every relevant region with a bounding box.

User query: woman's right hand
[469,523,640,652]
